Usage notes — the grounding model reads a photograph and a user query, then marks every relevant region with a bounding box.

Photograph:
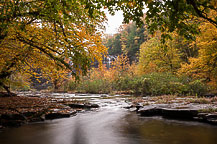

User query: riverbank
[127,95,217,125]
[1,92,217,130]
[0,92,99,129]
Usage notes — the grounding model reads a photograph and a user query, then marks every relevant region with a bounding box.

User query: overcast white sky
[104,11,123,34]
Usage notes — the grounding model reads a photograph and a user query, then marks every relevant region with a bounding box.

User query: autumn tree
[0,0,107,94]
[138,36,182,74]
[178,12,217,88]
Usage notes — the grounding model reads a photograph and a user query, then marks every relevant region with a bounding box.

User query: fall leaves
[0,0,107,91]
[178,21,217,88]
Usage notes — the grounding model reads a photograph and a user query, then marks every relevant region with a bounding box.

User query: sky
[104,11,124,34]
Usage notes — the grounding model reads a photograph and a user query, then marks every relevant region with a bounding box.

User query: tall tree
[178,12,217,88]
[105,34,122,55]
[138,36,182,74]
[121,23,147,62]
[0,0,107,94]
[104,22,147,62]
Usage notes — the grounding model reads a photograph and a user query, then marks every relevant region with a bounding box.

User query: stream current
[0,93,217,144]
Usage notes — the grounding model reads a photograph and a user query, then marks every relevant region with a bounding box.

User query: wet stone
[207,119,217,125]
[1,114,26,121]
[45,112,70,120]
[139,108,163,116]
[68,103,99,109]
[29,117,45,122]
[23,112,37,117]
[1,120,24,127]
[206,113,217,119]
[162,108,198,120]
[138,107,199,120]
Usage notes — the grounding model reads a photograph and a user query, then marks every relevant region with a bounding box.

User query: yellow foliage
[138,37,181,74]
[178,12,217,88]
[0,2,107,88]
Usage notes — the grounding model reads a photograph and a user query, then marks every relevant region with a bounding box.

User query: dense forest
[104,23,148,62]
[0,0,216,96]
[82,12,217,95]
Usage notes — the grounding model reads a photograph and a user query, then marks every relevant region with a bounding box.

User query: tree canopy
[0,0,107,93]
[92,0,217,40]
[1,0,217,93]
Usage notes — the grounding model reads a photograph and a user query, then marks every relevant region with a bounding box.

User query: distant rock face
[30,76,52,90]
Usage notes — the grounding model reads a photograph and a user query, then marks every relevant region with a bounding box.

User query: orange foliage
[82,55,137,83]
[178,11,217,88]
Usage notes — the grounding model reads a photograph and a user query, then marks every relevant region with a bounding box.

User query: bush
[111,72,208,96]
[65,64,208,96]
[75,79,112,94]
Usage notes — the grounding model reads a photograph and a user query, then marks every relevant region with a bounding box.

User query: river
[0,94,217,144]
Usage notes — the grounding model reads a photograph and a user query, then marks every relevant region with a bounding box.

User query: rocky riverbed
[0,92,99,128]
[1,92,217,130]
[126,95,217,125]
[1,93,217,144]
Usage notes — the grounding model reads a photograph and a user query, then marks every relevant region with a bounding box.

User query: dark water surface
[1,94,217,144]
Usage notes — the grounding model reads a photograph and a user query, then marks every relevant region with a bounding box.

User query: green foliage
[68,79,112,94]
[98,0,217,40]
[105,34,122,55]
[104,23,147,62]
[138,37,182,73]
[116,73,208,96]
[66,71,208,96]
[188,79,208,96]
[121,23,148,62]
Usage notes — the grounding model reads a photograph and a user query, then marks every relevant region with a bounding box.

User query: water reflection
[71,121,88,144]
[120,114,217,144]
[1,96,217,144]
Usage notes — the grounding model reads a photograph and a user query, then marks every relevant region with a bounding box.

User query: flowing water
[0,93,217,144]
